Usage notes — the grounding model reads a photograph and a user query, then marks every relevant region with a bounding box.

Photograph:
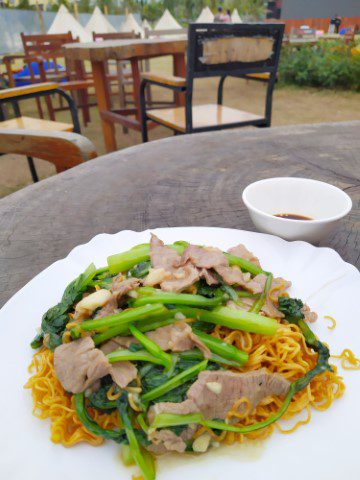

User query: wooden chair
[143,28,188,107]
[19,32,94,125]
[140,23,284,141]
[0,129,97,177]
[0,82,82,182]
[92,31,141,110]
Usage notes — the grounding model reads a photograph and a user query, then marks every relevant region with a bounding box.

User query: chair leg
[217,76,227,105]
[140,80,148,143]
[27,156,39,183]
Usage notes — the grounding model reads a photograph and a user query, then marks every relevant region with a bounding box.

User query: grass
[1,56,360,198]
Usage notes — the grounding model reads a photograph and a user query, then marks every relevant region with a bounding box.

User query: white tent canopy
[155,9,182,30]
[142,19,152,31]
[232,8,243,23]
[196,7,214,23]
[48,5,92,42]
[85,6,116,34]
[120,13,143,35]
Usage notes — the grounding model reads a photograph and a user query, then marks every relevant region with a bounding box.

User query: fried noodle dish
[26,234,356,479]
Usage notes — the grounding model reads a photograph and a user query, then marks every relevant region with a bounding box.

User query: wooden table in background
[0,121,359,308]
[64,38,187,152]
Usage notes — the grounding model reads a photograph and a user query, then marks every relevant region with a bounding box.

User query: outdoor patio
[0,3,359,480]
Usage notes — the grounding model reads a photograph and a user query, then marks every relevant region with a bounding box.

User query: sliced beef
[100,336,137,355]
[261,300,284,320]
[301,304,318,323]
[227,244,261,268]
[199,268,219,286]
[54,337,111,394]
[188,369,290,420]
[214,265,251,288]
[94,295,119,319]
[260,277,292,319]
[148,369,290,423]
[150,234,181,272]
[95,277,140,318]
[148,425,197,455]
[160,263,200,293]
[146,321,211,358]
[181,245,227,269]
[269,277,292,301]
[112,276,141,300]
[100,337,138,388]
[110,362,137,389]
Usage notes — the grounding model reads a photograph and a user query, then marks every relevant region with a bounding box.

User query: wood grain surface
[63,38,187,62]
[0,121,359,308]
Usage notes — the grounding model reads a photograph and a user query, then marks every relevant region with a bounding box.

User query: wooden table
[63,38,187,152]
[0,121,359,308]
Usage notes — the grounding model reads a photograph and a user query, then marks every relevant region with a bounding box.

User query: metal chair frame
[140,22,285,142]
[0,88,80,182]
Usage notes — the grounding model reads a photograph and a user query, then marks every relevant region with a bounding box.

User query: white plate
[0,227,359,480]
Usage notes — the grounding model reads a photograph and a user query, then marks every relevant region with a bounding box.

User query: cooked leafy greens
[31,263,97,350]
[28,236,339,480]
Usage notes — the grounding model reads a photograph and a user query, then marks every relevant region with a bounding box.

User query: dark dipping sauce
[275,213,313,221]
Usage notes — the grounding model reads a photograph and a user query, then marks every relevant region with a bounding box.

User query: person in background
[214,7,223,22]
[329,14,342,34]
[223,9,232,23]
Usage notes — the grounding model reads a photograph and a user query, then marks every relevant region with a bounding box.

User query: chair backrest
[93,31,141,41]
[186,23,284,81]
[21,32,78,57]
[144,28,187,38]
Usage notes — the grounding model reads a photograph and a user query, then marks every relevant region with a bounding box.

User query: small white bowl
[242,177,352,244]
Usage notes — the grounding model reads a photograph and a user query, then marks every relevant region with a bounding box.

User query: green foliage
[278,297,304,321]
[279,41,360,92]
[31,263,96,350]
[127,260,151,278]
[88,377,118,410]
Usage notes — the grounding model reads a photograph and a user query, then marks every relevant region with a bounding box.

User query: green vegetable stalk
[107,243,186,275]
[142,360,208,403]
[193,329,249,365]
[118,394,156,480]
[177,306,279,336]
[249,273,273,314]
[133,291,224,308]
[74,392,125,442]
[93,316,177,345]
[178,349,247,368]
[129,324,172,370]
[107,348,168,366]
[225,252,264,276]
[71,304,167,338]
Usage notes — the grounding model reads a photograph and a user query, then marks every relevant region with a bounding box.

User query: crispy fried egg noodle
[25,321,347,448]
[24,348,120,447]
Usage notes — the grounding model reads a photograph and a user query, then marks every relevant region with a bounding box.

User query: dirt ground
[1,56,360,197]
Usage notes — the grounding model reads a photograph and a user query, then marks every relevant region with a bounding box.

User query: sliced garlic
[206,381,222,394]
[143,268,171,286]
[174,312,186,321]
[75,289,112,314]
[127,289,139,298]
[192,432,212,453]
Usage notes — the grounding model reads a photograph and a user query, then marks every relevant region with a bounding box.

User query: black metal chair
[140,23,285,142]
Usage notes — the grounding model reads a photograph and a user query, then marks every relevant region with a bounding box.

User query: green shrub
[278,41,360,91]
